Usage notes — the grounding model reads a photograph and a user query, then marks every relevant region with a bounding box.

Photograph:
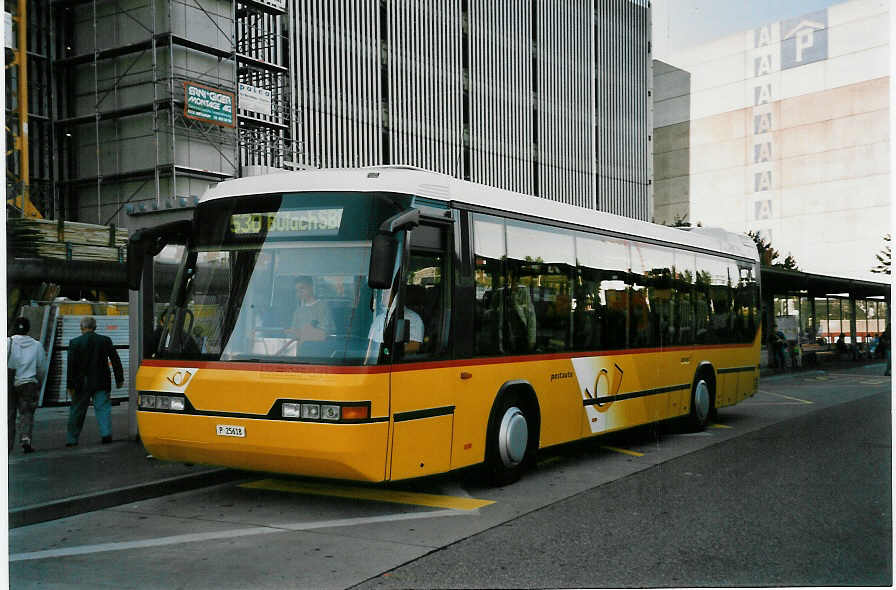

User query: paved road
[9,366,891,589]
[357,390,892,588]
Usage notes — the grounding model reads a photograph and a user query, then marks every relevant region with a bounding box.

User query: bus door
[388,220,455,480]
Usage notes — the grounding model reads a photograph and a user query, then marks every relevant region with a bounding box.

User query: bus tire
[686,369,715,431]
[484,393,537,486]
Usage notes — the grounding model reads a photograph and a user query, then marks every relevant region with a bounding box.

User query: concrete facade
[295,0,654,220]
[46,0,655,227]
[653,0,890,281]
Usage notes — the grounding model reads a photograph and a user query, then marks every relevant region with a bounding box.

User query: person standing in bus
[7,317,47,454]
[287,276,335,347]
[66,316,124,446]
[366,288,424,358]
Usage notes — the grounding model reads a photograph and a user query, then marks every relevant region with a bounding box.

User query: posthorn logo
[166,369,194,387]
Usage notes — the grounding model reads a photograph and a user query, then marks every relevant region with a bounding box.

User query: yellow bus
[129,167,760,484]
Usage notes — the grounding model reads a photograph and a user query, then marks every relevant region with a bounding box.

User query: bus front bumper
[137,411,390,482]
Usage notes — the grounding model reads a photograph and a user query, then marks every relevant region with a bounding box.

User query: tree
[871,234,891,275]
[746,231,779,266]
[746,231,799,270]
[780,253,799,271]
[658,214,701,228]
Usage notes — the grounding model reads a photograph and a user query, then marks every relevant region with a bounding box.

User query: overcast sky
[651,0,848,56]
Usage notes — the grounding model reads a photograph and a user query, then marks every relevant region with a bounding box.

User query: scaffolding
[236,0,295,171]
[5,0,52,218]
[45,0,296,227]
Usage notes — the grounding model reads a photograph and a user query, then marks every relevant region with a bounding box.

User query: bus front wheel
[687,373,714,430]
[484,396,533,486]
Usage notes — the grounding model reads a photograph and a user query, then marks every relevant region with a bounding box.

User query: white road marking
[756,390,813,404]
[10,509,468,562]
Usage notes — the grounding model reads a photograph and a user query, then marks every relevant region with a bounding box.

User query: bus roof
[202,166,759,262]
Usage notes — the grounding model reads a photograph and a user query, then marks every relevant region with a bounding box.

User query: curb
[9,469,247,529]
[759,362,886,382]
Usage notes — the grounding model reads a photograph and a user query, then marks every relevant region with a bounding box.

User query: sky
[651,0,849,56]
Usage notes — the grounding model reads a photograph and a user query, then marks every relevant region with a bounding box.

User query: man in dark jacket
[66,316,124,446]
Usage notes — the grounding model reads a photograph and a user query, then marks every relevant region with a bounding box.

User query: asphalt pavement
[6,357,887,531]
[5,358,889,588]
[355,384,892,588]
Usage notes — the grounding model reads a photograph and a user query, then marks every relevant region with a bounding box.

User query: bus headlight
[301,404,321,420]
[279,400,370,422]
[321,405,340,421]
[282,403,301,418]
[139,393,185,411]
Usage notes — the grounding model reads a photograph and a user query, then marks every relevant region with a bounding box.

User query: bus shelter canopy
[760,267,890,300]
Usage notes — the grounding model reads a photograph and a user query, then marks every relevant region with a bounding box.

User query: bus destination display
[230,208,343,237]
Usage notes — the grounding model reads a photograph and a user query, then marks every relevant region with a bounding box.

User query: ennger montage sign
[184,82,235,127]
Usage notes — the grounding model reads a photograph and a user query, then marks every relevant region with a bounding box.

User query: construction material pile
[7,218,128,263]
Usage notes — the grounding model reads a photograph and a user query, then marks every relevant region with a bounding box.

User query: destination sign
[230,209,343,236]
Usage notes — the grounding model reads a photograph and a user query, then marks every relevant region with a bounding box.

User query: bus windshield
[152,191,412,365]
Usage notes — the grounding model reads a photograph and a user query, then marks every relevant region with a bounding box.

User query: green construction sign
[184,82,235,127]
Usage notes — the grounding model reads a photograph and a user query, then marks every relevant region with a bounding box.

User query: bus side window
[474,255,504,355]
[505,221,575,354]
[575,233,629,350]
[574,269,603,351]
[472,214,506,356]
[674,252,695,345]
[403,251,450,360]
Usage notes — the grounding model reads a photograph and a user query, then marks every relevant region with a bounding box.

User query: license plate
[216,425,246,438]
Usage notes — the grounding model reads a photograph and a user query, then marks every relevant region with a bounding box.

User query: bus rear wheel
[485,396,533,486]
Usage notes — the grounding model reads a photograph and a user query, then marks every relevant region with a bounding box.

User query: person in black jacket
[66,316,124,446]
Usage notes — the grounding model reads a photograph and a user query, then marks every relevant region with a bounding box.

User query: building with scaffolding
[6,0,291,226]
[6,0,655,228]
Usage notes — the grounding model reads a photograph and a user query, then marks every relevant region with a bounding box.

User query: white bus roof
[202,166,759,262]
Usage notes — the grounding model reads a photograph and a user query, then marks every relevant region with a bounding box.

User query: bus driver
[287,276,334,346]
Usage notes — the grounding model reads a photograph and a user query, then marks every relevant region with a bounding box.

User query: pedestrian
[881,328,890,377]
[66,316,124,446]
[772,324,787,370]
[835,333,846,355]
[7,317,48,453]
[789,340,802,370]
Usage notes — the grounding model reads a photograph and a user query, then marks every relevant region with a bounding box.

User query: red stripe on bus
[140,359,391,374]
[391,343,755,372]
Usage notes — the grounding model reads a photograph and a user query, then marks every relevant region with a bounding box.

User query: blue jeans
[67,390,111,444]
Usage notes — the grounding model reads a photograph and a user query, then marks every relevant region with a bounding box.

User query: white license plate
[216,425,246,438]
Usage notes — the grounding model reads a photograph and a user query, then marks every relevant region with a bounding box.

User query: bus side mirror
[126,220,193,291]
[368,233,397,289]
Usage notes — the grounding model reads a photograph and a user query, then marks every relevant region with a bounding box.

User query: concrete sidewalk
[759,356,887,379]
[7,402,244,528]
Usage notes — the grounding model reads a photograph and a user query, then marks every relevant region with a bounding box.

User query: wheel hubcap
[498,407,528,467]
[694,380,710,423]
